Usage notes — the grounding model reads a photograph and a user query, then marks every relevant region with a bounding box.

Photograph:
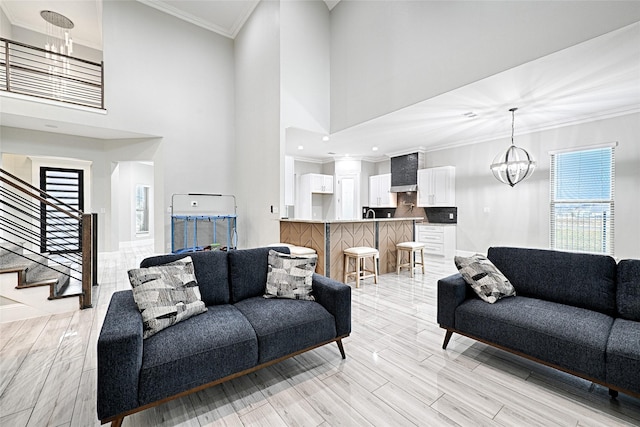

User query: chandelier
[490,108,536,187]
[41,10,74,57]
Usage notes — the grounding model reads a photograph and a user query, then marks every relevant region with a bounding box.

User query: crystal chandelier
[41,10,74,57]
[490,108,536,187]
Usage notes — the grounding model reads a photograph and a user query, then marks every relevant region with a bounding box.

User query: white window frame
[135,184,150,234]
[549,142,616,255]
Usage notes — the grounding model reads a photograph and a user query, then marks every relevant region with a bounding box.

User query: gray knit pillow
[265,250,317,300]
[128,256,207,338]
[455,254,516,303]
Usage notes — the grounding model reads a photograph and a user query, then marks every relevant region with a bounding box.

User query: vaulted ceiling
[1,0,638,161]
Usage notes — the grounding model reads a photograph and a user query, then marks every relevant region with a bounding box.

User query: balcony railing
[0,38,104,109]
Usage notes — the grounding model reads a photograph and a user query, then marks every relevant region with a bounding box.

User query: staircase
[0,168,96,309]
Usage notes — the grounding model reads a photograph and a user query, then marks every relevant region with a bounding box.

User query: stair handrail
[0,168,81,220]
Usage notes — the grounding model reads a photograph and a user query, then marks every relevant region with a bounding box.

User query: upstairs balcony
[0,38,104,110]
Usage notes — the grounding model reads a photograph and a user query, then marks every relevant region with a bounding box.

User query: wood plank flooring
[1,246,639,426]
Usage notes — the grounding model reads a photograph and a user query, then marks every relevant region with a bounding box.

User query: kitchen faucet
[365,209,376,219]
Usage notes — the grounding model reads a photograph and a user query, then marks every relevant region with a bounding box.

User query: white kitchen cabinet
[416,224,456,259]
[296,173,333,219]
[369,173,397,207]
[307,174,333,194]
[417,166,455,207]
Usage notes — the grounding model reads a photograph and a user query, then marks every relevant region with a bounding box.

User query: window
[40,167,83,253]
[550,145,615,255]
[135,185,150,234]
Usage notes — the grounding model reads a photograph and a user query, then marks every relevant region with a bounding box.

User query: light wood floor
[1,246,639,426]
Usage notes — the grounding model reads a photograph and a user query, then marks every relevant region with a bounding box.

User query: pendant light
[490,107,536,187]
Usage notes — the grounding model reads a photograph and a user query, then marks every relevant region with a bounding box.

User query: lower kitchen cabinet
[416,224,456,258]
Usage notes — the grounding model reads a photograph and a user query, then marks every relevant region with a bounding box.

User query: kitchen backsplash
[362,193,457,223]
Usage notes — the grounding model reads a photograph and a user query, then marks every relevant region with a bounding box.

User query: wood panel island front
[279,218,421,282]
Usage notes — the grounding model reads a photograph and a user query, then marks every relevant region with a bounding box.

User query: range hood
[389,152,425,192]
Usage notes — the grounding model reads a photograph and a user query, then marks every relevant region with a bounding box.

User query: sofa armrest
[437,273,468,329]
[97,290,144,421]
[312,273,352,337]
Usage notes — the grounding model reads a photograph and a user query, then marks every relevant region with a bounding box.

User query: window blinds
[550,147,615,255]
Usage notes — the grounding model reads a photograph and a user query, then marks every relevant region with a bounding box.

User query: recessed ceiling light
[297,145,304,150]
[463,112,478,118]
[322,136,330,142]
[372,146,379,151]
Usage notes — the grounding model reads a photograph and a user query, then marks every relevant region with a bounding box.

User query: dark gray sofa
[438,246,640,399]
[97,247,351,426]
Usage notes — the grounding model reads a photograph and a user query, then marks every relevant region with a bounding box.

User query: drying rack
[170,193,237,254]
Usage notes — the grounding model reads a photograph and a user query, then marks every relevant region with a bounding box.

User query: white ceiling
[1,1,638,161]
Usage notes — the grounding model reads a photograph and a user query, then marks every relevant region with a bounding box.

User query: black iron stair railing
[0,167,97,309]
[0,37,104,109]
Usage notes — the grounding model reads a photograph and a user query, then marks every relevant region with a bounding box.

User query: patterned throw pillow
[128,256,207,338]
[265,250,317,300]
[455,254,516,303]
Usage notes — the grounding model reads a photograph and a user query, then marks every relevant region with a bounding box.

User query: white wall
[426,113,640,260]
[234,0,281,248]
[280,0,330,133]
[103,1,236,252]
[0,7,12,39]
[330,1,640,132]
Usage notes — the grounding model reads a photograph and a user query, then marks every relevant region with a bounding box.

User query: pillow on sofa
[265,250,317,301]
[128,256,207,339]
[455,254,516,303]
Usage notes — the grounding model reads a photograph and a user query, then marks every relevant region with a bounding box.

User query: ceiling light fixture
[372,146,379,151]
[297,145,304,150]
[41,10,74,57]
[490,107,536,187]
[322,136,330,142]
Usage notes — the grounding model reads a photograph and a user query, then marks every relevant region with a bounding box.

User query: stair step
[23,254,62,284]
[0,243,27,268]
[49,277,82,299]
[52,267,72,297]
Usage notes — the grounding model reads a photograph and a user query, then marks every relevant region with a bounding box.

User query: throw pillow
[265,249,317,300]
[128,256,207,339]
[455,254,516,303]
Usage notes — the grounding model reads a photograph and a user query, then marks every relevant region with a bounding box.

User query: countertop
[280,217,424,224]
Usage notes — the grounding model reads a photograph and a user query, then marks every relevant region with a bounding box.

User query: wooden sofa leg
[609,388,619,399]
[336,339,346,359]
[111,417,124,427]
[442,330,454,350]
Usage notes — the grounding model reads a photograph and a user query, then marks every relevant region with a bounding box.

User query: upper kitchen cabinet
[369,173,397,207]
[306,173,334,194]
[417,166,455,207]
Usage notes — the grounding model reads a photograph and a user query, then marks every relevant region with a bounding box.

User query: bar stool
[343,247,379,288]
[396,242,426,277]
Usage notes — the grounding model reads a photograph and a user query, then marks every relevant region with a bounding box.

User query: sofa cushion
[454,254,516,303]
[616,259,640,321]
[455,296,612,381]
[141,250,230,305]
[487,247,617,316]
[129,256,207,339]
[228,246,290,302]
[138,304,258,406]
[234,296,337,364]
[265,250,317,300]
[606,318,640,394]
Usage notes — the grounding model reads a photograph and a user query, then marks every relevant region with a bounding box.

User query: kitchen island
[280,218,422,282]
